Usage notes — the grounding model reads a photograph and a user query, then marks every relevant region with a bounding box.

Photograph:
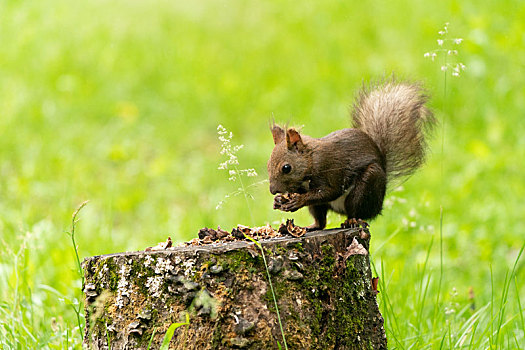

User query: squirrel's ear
[286,128,305,151]
[271,124,285,145]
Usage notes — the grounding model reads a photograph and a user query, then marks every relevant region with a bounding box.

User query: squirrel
[267,79,436,230]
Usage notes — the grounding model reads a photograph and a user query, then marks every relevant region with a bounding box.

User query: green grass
[0,0,524,348]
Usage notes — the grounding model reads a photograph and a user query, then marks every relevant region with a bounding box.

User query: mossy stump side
[82,228,386,349]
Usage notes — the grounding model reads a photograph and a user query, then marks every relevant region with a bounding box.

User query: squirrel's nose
[269,184,279,195]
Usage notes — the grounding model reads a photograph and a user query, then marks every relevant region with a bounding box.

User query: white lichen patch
[182,258,197,278]
[116,263,132,308]
[154,257,173,274]
[146,275,164,298]
[97,263,110,289]
[174,256,182,265]
[143,254,155,267]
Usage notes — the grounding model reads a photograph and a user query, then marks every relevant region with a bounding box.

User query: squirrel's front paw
[274,193,304,212]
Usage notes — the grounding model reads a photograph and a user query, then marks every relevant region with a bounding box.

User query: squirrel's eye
[282,164,292,174]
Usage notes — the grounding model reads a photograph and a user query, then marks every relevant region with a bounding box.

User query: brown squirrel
[267,80,436,230]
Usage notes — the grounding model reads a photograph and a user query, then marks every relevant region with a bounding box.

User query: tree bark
[82,228,386,349]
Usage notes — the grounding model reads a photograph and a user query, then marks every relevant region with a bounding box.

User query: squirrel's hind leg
[307,204,329,231]
[345,163,387,221]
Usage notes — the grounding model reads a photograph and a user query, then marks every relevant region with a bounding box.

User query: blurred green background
[1,0,524,348]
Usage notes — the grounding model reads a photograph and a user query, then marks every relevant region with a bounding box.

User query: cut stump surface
[82,228,387,349]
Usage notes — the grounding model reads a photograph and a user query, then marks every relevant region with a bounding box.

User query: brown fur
[267,80,435,230]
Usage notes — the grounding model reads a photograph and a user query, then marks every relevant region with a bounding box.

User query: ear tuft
[271,123,285,145]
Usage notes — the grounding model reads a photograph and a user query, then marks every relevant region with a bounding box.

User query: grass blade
[515,277,524,338]
[159,313,190,350]
[147,328,157,350]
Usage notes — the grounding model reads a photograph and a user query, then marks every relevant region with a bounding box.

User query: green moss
[222,249,259,272]
[129,256,156,295]
[151,307,159,321]
[85,258,114,293]
[105,260,119,292]
[325,255,373,348]
[263,278,286,313]
[296,242,305,252]
[211,323,223,348]
[263,241,376,349]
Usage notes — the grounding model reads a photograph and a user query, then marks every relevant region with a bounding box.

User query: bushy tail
[351,79,436,180]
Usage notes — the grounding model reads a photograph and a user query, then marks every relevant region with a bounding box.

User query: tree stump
[82,228,386,349]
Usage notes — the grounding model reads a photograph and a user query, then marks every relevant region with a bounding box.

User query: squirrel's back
[351,80,436,180]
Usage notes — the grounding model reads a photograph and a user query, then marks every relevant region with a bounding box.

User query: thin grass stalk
[495,244,525,346]
[65,201,89,339]
[235,165,255,227]
[515,277,524,338]
[244,235,288,350]
[416,236,434,332]
[432,206,444,337]
[69,200,89,288]
[376,260,403,349]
